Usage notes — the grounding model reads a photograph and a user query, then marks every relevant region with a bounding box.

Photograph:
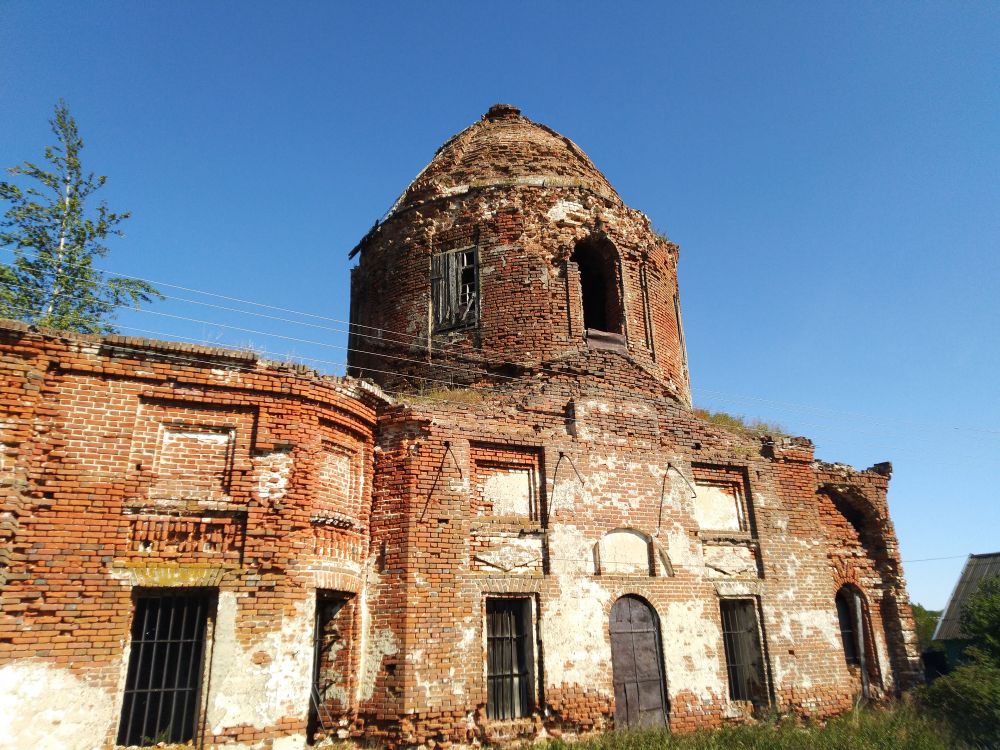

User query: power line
[0,312,982,569]
[3,247,999,443]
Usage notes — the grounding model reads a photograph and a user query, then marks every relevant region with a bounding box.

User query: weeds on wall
[692,408,788,438]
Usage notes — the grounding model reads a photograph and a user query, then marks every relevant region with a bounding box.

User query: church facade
[0,106,920,750]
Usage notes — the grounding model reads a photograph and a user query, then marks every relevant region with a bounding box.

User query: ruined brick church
[0,105,920,750]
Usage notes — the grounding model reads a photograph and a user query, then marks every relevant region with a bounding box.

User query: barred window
[719,598,768,707]
[486,597,534,720]
[431,246,478,332]
[117,590,212,747]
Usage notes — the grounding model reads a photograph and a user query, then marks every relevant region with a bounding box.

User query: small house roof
[934,551,1000,641]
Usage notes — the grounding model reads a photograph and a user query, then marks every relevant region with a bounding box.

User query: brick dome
[388,104,621,216]
[350,106,691,405]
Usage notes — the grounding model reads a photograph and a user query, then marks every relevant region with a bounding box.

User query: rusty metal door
[610,595,668,729]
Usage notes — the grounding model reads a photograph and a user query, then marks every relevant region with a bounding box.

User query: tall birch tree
[0,100,160,334]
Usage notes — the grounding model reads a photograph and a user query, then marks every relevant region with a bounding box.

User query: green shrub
[921,660,1000,748]
[917,576,1000,748]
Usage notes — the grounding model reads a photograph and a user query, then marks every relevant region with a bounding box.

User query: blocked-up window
[150,424,235,502]
[719,599,768,707]
[471,445,542,522]
[486,597,535,720]
[431,246,478,332]
[692,465,751,532]
[598,529,653,575]
[314,442,362,517]
[118,590,212,746]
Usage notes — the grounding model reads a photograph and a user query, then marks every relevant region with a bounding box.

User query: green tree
[921,576,1000,748]
[0,100,159,334]
[910,601,943,652]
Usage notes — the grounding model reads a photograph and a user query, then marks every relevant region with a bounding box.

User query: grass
[540,704,962,750]
[692,408,788,438]
[403,386,487,406]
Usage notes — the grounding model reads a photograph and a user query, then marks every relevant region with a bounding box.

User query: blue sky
[2,1,998,609]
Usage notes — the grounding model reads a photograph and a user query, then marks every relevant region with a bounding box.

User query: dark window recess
[309,592,353,744]
[719,599,768,706]
[432,247,479,332]
[836,588,862,666]
[117,591,211,747]
[486,598,534,720]
[571,237,622,335]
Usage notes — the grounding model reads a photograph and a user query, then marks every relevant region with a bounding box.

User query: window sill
[585,329,627,351]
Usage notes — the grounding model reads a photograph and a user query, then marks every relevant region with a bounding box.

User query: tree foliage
[920,575,1000,748]
[0,100,160,334]
[909,602,942,652]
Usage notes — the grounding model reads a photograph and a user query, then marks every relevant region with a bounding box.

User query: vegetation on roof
[693,408,788,438]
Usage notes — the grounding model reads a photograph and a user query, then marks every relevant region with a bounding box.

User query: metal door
[610,595,667,729]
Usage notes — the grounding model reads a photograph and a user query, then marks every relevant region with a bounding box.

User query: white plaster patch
[543,577,612,691]
[663,600,726,701]
[481,468,532,517]
[548,524,596,575]
[599,529,650,574]
[693,482,743,531]
[474,536,543,572]
[546,199,584,223]
[359,626,399,701]
[207,591,313,734]
[0,660,116,750]
[703,545,757,578]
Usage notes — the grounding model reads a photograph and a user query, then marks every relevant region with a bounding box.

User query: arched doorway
[609,595,668,728]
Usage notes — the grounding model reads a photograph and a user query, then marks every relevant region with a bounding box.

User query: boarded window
[431,246,479,332]
[118,590,212,747]
[719,599,768,707]
[486,598,534,720]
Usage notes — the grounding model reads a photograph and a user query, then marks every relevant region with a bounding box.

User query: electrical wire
[3,247,999,445]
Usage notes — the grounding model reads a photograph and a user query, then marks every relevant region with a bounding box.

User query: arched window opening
[835,584,874,698]
[571,237,622,335]
[835,588,862,666]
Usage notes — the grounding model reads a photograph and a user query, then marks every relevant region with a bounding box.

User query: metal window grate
[117,591,211,747]
[486,598,532,720]
[720,599,766,705]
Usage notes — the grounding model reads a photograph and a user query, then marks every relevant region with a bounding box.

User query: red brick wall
[0,322,383,749]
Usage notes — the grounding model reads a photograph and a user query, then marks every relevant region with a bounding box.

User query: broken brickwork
[0,105,920,750]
